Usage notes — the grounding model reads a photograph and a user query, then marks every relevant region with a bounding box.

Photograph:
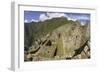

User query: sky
[24,11,90,25]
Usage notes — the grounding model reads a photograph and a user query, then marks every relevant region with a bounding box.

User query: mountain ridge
[24,17,90,61]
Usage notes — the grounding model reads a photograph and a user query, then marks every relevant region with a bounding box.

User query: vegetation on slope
[24,17,69,50]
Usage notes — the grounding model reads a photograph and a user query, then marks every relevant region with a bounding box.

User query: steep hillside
[24,17,90,61]
[24,17,69,50]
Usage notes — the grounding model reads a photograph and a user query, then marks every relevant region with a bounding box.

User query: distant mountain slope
[24,17,70,50]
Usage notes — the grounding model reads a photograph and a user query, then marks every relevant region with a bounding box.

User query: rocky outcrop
[24,20,90,61]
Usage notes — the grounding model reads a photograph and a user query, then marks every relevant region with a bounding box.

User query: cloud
[31,19,39,22]
[39,12,66,22]
[46,12,66,19]
[39,13,48,21]
[66,16,77,21]
[24,19,29,23]
[67,14,90,21]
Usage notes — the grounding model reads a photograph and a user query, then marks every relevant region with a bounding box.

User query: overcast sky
[24,11,90,25]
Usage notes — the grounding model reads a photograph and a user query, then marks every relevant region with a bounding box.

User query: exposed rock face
[44,21,90,59]
[24,19,90,61]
